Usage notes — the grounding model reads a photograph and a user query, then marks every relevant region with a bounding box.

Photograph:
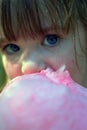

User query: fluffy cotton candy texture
[0,68,87,130]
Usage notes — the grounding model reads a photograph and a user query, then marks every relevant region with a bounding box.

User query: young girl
[0,0,87,91]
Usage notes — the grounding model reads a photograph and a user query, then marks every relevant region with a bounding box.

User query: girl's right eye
[3,43,20,54]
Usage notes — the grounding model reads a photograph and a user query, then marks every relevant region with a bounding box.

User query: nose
[22,60,46,74]
[21,50,46,74]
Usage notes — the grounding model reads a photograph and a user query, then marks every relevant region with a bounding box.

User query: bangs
[0,0,75,41]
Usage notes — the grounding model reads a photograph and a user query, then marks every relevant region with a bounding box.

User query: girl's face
[0,23,87,87]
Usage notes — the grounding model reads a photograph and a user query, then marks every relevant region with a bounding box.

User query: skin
[0,21,87,87]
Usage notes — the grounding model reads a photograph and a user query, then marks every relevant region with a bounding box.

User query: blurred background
[0,53,8,92]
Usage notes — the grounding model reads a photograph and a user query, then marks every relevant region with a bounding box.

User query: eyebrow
[42,25,65,35]
[42,25,61,32]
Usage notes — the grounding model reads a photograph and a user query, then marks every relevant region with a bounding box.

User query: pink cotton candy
[0,67,87,130]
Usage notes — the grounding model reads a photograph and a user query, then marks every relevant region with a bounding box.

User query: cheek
[49,51,76,70]
[3,59,23,79]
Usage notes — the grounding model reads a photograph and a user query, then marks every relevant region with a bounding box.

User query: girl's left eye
[42,34,60,47]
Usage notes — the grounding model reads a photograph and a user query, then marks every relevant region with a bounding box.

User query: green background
[0,54,8,92]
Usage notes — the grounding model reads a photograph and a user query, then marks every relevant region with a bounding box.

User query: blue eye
[42,34,59,47]
[3,44,20,54]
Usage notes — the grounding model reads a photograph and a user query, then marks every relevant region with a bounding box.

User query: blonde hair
[0,0,87,41]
